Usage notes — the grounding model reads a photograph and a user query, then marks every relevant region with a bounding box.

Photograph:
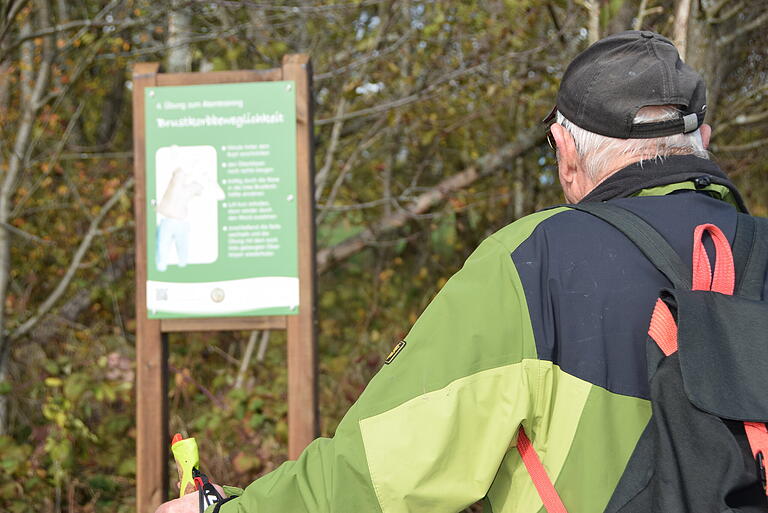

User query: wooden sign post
[131,55,317,513]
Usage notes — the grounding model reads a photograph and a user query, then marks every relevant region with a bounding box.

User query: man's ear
[700,123,712,149]
[550,123,579,185]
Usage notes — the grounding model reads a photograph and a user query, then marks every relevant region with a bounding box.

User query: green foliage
[0,0,765,511]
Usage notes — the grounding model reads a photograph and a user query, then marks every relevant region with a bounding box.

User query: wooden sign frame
[131,55,317,513]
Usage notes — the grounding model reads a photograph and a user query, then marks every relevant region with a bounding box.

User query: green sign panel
[144,81,298,318]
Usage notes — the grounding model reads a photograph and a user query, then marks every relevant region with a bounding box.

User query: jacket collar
[579,155,747,212]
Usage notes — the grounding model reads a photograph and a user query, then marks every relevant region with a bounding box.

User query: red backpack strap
[516,427,569,513]
[648,223,735,355]
[691,224,735,294]
[744,422,768,492]
[649,223,768,495]
[648,298,678,356]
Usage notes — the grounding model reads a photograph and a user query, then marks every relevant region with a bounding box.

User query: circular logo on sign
[211,288,225,303]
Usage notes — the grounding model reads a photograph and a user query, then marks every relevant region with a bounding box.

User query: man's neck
[576,154,746,212]
[585,155,664,198]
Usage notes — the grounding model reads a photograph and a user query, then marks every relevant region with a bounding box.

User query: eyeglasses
[542,105,558,151]
[546,125,556,151]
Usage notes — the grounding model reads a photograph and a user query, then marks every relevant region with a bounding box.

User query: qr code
[156,288,168,301]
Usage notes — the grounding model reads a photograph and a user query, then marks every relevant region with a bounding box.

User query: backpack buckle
[757,452,767,490]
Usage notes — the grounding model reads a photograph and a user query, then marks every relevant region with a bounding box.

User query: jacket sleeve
[218,231,543,513]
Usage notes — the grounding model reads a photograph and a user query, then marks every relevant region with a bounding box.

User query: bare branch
[705,1,744,24]
[321,197,396,212]
[234,330,271,389]
[717,109,768,133]
[29,52,52,110]
[317,126,545,273]
[169,363,227,410]
[713,138,768,153]
[0,0,30,50]
[206,344,240,366]
[546,2,567,47]
[316,55,504,126]
[18,14,32,101]
[316,88,429,126]
[0,60,9,114]
[673,0,692,59]
[633,0,649,30]
[314,97,346,201]
[314,29,415,81]
[733,110,768,126]
[717,10,768,47]
[256,330,270,362]
[703,0,735,19]
[234,330,259,389]
[12,102,84,217]
[316,115,389,224]
[9,177,134,340]
[18,38,107,174]
[28,253,134,342]
[36,37,104,107]
[57,151,134,161]
[94,25,242,61]
[317,36,565,126]
[1,18,143,59]
[0,221,52,245]
[2,40,41,238]
[192,0,385,12]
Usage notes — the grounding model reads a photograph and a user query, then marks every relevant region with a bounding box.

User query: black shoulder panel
[511,192,740,398]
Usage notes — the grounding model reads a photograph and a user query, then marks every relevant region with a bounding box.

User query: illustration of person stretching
[155,163,224,272]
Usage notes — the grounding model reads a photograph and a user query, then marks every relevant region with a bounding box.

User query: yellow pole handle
[171,434,199,497]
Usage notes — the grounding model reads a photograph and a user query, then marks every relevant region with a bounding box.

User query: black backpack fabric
[569,203,768,513]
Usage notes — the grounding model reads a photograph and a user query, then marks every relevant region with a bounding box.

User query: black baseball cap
[544,30,707,139]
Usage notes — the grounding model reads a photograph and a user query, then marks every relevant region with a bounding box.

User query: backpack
[515,202,768,513]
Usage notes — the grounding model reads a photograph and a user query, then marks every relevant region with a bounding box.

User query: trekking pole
[171,433,223,513]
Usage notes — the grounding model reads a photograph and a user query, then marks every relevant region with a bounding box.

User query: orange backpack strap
[744,423,768,491]
[649,222,768,496]
[732,215,768,493]
[516,427,569,513]
[647,223,736,355]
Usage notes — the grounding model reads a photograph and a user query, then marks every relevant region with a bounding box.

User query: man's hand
[154,486,226,513]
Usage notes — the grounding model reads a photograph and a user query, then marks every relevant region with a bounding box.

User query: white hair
[557,106,709,180]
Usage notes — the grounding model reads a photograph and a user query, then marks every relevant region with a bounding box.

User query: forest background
[0,0,766,511]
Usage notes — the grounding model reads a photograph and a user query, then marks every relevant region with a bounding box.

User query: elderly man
[157,31,765,513]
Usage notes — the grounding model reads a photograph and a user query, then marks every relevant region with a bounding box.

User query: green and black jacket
[217,155,757,513]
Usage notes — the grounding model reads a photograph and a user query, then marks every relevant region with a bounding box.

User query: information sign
[143,82,298,318]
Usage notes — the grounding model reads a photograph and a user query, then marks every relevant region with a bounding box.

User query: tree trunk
[167,1,192,72]
[583,0,600,44]
[0,13,33,438]
[673,0,692,60]
[0,0,54,435]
